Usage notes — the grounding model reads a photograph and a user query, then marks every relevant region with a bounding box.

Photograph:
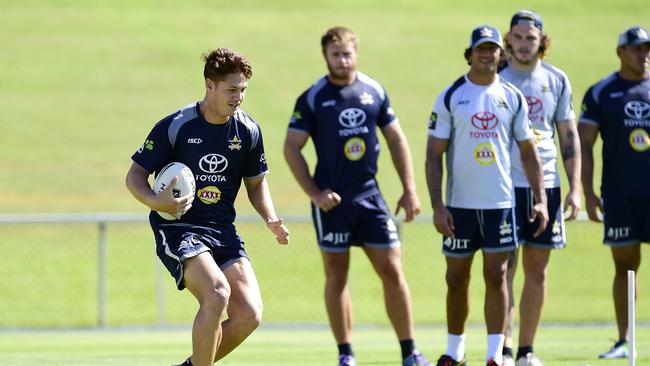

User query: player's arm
[517,139,549,236]
[425,136,454,237]
[243,175,289,245]
[380,121,420,222]
[125,162,193,215]
[283,129,341,212]
[556,119,582,220]
[577,122,602,222]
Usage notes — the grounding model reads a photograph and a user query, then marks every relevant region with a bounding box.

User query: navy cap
[618,26,650,47]
[510,9,543,31]
[470,25,503,49]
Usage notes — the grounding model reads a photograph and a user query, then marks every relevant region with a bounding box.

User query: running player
[126,48,290,366]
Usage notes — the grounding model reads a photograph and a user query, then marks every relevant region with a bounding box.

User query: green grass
[2,0,647,214]
[1,219,649,327]
[0,326,648,365]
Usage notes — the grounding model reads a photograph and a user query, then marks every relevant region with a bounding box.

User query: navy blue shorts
[514,187,565,249]
[443,207,517,257]
[311,192,400,252]
[603,196,650,246]
[150,213,248,290]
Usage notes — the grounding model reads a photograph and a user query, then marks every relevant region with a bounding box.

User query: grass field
[0,326,648,365]
[2,1,650,363]
[2,0,648,214]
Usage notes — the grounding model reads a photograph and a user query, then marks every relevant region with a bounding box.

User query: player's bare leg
[445,256,474,334]
[518,246,550,347]
[483,252,509,334]
[364,246,413,339]
[183,253,230,366]
[214,258,263,361]
[321,251,353,344]
[504,248,519,352]
[611,244,641,341]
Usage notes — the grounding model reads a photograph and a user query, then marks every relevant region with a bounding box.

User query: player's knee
[325,271,349,289]
[483,265,507,288]
[240,303,263,331]
[524,266,547,286]
[446,270,470,289]
[203,284,231,315]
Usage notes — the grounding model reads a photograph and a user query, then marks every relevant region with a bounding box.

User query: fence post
[155,256,167,325]
[98,221,107,328]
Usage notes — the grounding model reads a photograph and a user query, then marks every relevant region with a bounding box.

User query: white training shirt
[500,61,575,188]
[428,74,534,209]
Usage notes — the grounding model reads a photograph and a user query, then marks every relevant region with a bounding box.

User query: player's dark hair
[321,26,358,53]
[503,31,552,59]
[464,47,506,65]
[202,48,253,82]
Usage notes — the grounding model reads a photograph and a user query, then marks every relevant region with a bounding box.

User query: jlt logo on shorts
[607,226,632,240]
[322,232,350,245]
[444,237,470,250]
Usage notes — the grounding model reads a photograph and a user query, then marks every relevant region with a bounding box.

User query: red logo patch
[471,112,499,130]
[526,96,543,114]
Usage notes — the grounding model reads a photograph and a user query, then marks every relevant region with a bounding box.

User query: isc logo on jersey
[344,137,366,161]
[474,142,496,165]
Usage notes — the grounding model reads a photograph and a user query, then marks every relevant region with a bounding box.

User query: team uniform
[500,61,575,248]
[429,74,534,257]
[132,102,268,289]
[580,73,650,246]
[289,71,399,252]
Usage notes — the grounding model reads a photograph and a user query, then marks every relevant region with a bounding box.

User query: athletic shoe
[598,340,629,359]
[502,354,515,366]
[403,351,431,366]
[171,357,192,366]
[486,358,500,366]
[435,354,466,366]
[515,352,543,366]
[338,354,356,366]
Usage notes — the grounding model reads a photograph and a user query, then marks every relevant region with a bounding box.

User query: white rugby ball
[153,162,196,220]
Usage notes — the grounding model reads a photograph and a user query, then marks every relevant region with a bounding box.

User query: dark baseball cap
[510,9,543,31]
[470,25,503,49]
[617,26,650,47]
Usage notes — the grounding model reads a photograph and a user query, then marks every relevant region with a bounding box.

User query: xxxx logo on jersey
[344,137,366,161]
[474,142,497,165]
[198,186,221,204]
[629,129,650,152]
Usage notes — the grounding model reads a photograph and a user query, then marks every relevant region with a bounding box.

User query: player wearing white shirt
[425,25,548,366]
[498,10,581,366]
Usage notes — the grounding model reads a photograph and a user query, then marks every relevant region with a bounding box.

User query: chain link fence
[0,213,647,329]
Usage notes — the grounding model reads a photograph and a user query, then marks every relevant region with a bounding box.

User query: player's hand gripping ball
[153,162,196,220]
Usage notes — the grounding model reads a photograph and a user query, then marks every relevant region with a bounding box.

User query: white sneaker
[598,341,629,359]
[502,354,515,366]
[515,353,543,366]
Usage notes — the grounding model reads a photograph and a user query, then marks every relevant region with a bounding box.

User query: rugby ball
[153,162,196,220]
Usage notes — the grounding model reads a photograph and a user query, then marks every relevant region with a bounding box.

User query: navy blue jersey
[580,73,650,198]
[288,72,396,200]
[132,102,268,226]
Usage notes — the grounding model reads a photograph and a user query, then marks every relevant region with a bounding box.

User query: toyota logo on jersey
[526,96,543,114]
[624,101,650,120]
[199,154,228,173]
[338,108,367,128]
[471,112,499,130]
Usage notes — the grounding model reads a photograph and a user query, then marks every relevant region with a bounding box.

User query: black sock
[178,357,192,366]
[615,339,627,347]
[516,346,534,360]
[338,343,353,356]
[399,339,416,359]
[502,347,513,357]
